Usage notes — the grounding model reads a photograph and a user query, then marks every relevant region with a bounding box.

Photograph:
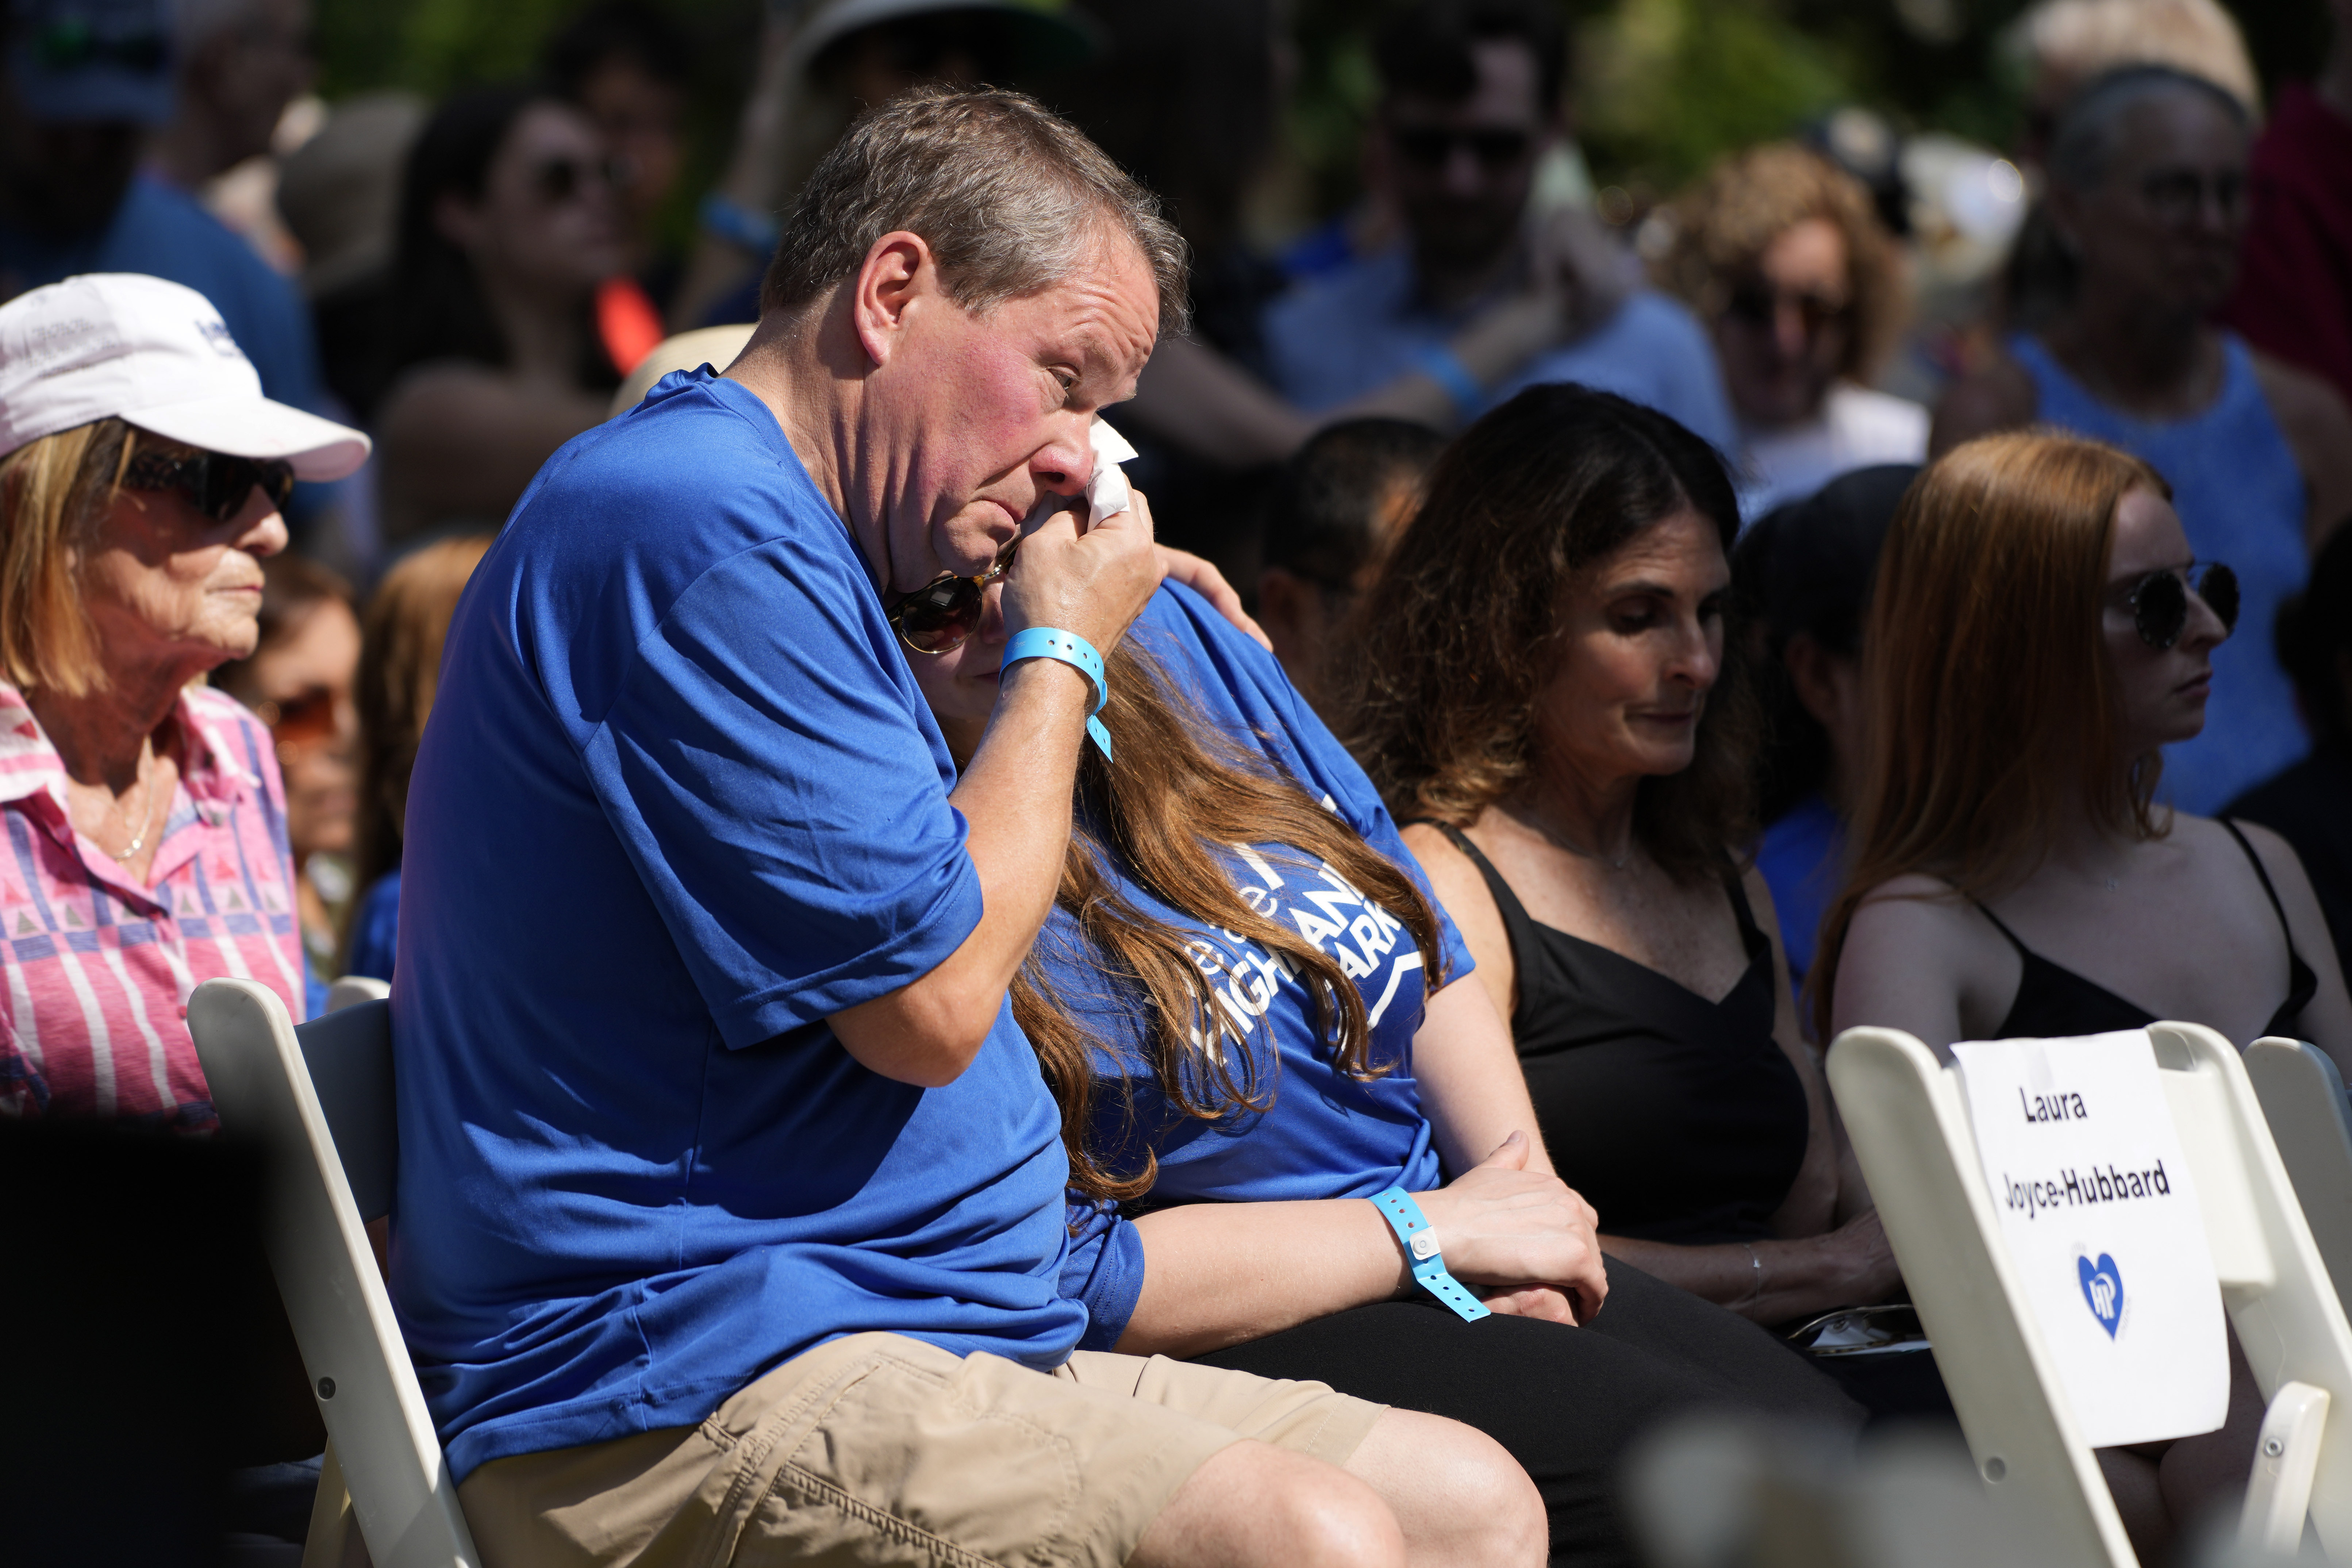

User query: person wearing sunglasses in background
[1257,0,1735,455]
[1818,430,2352,1563]
[373,84,629,547]
[0,273,371,1125]
[1935,65,2352,816]
[1655,143,1927,522]
[214,554,363,1016]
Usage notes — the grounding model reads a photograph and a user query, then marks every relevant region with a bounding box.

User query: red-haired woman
[1819,429,2352,1558]
[902,550,1859,1565]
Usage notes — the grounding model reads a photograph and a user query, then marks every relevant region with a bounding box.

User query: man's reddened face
[853,228,1160,591]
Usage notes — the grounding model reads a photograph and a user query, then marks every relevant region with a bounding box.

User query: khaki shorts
[458,1331,1385,1568]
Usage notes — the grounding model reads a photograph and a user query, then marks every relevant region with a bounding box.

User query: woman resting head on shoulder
[1341,383,1896,1328]
[901,519,1858,1563]
[1819,430,2352,1063]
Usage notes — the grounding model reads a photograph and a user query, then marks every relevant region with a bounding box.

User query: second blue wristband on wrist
[1002,626,1113,763]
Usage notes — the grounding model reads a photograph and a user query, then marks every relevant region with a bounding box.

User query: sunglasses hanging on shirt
[2125,561,2238,650]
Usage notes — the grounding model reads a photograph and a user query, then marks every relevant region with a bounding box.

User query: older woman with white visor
[0,273,369,1127]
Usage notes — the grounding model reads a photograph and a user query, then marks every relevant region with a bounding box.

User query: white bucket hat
[0,273,371,481]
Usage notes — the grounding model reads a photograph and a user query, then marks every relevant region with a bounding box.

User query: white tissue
[1087,418,1138,526]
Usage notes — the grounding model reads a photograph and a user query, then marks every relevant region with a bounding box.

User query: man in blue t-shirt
[1260,0,1734,452]
[394,87,1542,1568]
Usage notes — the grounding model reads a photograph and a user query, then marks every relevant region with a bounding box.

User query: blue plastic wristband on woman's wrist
[1002,626,1113,763]
[1371,1186,1491,1322]
[1409,343,1484,421]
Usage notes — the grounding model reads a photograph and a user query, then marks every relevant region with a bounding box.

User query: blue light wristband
[1409,342,1484,421]
[1371,1186,1491,1322]
[1002,626,1113,762]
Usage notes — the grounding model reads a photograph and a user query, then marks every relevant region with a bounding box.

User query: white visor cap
[0,273,370,482]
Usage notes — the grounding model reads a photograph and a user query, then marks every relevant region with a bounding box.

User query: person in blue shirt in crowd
[1260,0,1736,453]
[902,566,1862,1562]
[390,87,1549,1568]
[1934,65,2352,814]
[0,0,326,435]
[1740,464,1917,1000]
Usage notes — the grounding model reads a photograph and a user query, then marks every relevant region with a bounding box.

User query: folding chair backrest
[1829,1021,2352,1567]
[188,977,479,1568]
[304,991,397,1222]
[2247,1038,2352,1319]
[327,975,392,1015]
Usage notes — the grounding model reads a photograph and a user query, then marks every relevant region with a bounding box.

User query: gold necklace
[103,757,158,863]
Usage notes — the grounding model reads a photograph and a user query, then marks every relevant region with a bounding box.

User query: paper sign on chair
[1952,1030,2232,1448]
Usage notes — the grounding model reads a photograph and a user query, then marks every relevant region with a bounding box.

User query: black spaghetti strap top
[1426,823,1810,1245]
[1979,819,2319,1040]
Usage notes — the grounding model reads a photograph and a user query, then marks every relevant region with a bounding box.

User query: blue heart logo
[2078,1253,2124,1338]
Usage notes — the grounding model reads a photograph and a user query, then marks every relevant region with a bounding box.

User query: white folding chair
[188,976,480,1568]
[1829,1021,2352,1566]
[2247,1038,2352,1324]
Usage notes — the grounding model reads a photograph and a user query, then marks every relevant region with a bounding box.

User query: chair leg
[300,1440,374,1568]
[2240,1380,2329,1555]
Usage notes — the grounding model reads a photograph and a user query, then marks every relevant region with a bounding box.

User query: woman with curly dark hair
[905,543,1860,1564]
[1344,384,1897,1329]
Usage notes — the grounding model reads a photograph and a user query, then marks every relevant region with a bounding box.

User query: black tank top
[1979,818,2319,1041]
[1427,823,1811,1245]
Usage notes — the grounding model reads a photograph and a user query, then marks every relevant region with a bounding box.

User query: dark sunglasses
[888,561,1006,656]
[1390,126,1533,173]
[2124,561,2238,650]
[253,688,342,750]
[2140,167,2245,228]
[1723,282,1851,336]
[533,154,623,205]
[123,448,296,523]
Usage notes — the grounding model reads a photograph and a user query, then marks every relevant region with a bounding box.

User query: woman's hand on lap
[1417,1132,1608,1324]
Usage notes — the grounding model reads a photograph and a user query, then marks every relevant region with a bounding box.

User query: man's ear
[850,231,935,370]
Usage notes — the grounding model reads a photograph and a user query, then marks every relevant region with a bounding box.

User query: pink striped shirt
[0,679,306,1129]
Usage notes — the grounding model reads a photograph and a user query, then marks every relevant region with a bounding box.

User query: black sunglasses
[2124,561,2238,650]
[888,560,1006,655]
[533,154,623,205]
[123,447,296,523]
[1723,282,1851,336]
[1390,126,1533,174]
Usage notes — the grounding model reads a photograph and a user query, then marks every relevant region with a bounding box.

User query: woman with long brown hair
[1345,384,1894,1333]
[1818,429,2351,1556]
[903,559,1859,1565]
[341,534,495,981]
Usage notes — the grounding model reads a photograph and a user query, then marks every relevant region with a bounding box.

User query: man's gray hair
[2047,64,2249,193]
[762,86,1190,337]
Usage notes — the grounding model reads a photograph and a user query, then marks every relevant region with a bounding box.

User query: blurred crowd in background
[3,0,2345,1010]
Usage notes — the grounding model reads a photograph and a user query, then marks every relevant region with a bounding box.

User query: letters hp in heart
[2078,1253,2124,1339]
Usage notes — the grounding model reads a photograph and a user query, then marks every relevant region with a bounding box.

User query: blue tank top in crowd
[2009,333,2310,813]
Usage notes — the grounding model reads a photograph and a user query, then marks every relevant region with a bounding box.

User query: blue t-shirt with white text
[1053,588,1473,1348]
[388,370,1083,1480]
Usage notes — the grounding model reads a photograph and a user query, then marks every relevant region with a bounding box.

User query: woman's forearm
[1119,1199,1408,1357]
[1597,1232,1878,1326]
